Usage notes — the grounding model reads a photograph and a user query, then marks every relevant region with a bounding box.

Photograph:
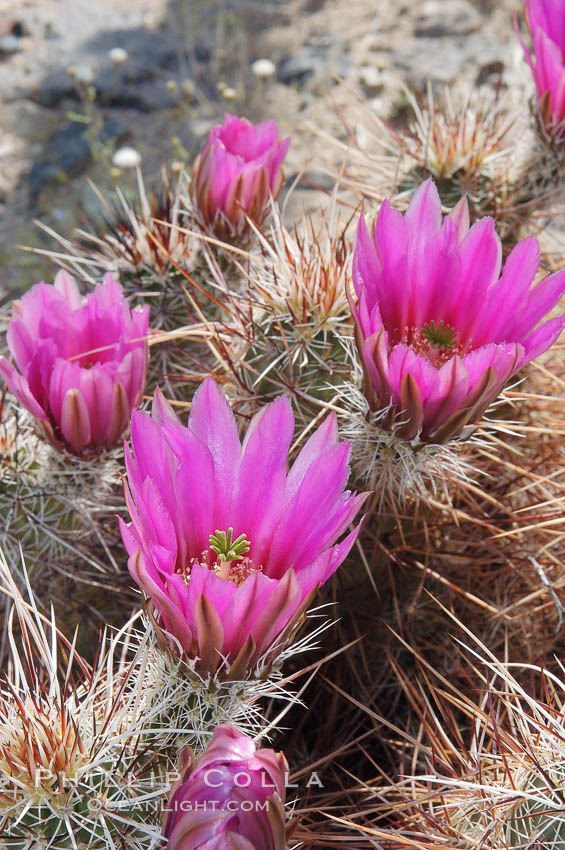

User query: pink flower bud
[163,725,290,850]
[517,0,565,135]
[119,378,366,679]
[192,114,290,236]
[0,272,149,455]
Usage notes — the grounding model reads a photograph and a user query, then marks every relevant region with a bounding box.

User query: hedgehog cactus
[208,206,355,425]
[192,114,290,240]
[0,551,166,850]
[120,378,365,684]
[0,272,149,456]
[0,401,123,583]
[162,726,291,850]
[344,178,565,498]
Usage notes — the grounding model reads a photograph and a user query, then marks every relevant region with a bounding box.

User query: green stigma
[422,319,458,350]
[209,528,251,562]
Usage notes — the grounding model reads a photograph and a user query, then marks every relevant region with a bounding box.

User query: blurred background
[0,0,524,300]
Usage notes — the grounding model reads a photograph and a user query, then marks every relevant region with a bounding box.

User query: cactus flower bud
[192,113,290,236]
[163,725,291,850]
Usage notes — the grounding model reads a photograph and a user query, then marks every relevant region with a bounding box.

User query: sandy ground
[0,0,536,300]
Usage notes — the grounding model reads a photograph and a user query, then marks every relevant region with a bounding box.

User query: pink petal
[373,201,411,333]
[53,270,83,308]
[188,378,241,497]
[520,313,565,363]
[446,196,470,242]
[422,356,470,433]
[506,267,565,341]
[128,549,193,655]
[476,237,541,344]
[406,218,459,329]
[0,356,47,419]
[404,178,443,248]
[450,218,502,344]
[233,396,294,566]
[60,388,91,453]
[267,442,351,578]
[352,214,383,306]
[286,412,339,496]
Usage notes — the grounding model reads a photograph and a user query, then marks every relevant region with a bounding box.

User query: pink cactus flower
[192,113,290,235]
[518,0,565,133]
[351,179,565,443]
[0,271,149,456]
[163,725,290,850]
[120,378,365,679]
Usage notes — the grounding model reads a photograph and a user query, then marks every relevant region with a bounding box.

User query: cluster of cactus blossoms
[3,5,565,841]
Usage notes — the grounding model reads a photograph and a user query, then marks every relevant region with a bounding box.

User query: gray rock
[0,34,21,56]
[414,0,482,38]
[33,69,76,107]
[78,180,120,232]
[34,26,190,110]
[86,27,182,72]
[278,45,352,86]
[29,119,127,202]
[93,70,178,110]
[476,58,505,86]
[359,66,384,96]
[392,34,504,87]
[284,170,336,192]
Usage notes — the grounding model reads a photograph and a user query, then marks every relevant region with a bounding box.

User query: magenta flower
[518,0,565,133]
[120,378,365,679]
[351,179,565,443]
[163,725,290,850]
[0,271,149,456]
[192,114,290,235]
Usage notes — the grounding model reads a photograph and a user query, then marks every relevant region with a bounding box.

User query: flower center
[209,528,251,562]
[182,528,259,587]
[421,320,458,350]
[208,528,256,584]
[182,530,260,586]
[396,321,463,367]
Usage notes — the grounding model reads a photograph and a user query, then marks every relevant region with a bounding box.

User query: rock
[278,48,325,85]
[284,170,336,192]
[392,34,505,87]
[85,27,181,73]
[476,58,505,86]
[34,26,188,110]
[194,44,210,63]
[33,69,75,107]
[359,66,383,96]
[0,18,25,39]
[0,34,21,56]
[11,22,25,37]
[392,39,466,84]
[278,45,352,86]
[92,70,179,110]
[29,119,127,202]
[414,0,482,38]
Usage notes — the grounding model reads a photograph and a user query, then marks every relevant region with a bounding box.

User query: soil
[0,0,530,305]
